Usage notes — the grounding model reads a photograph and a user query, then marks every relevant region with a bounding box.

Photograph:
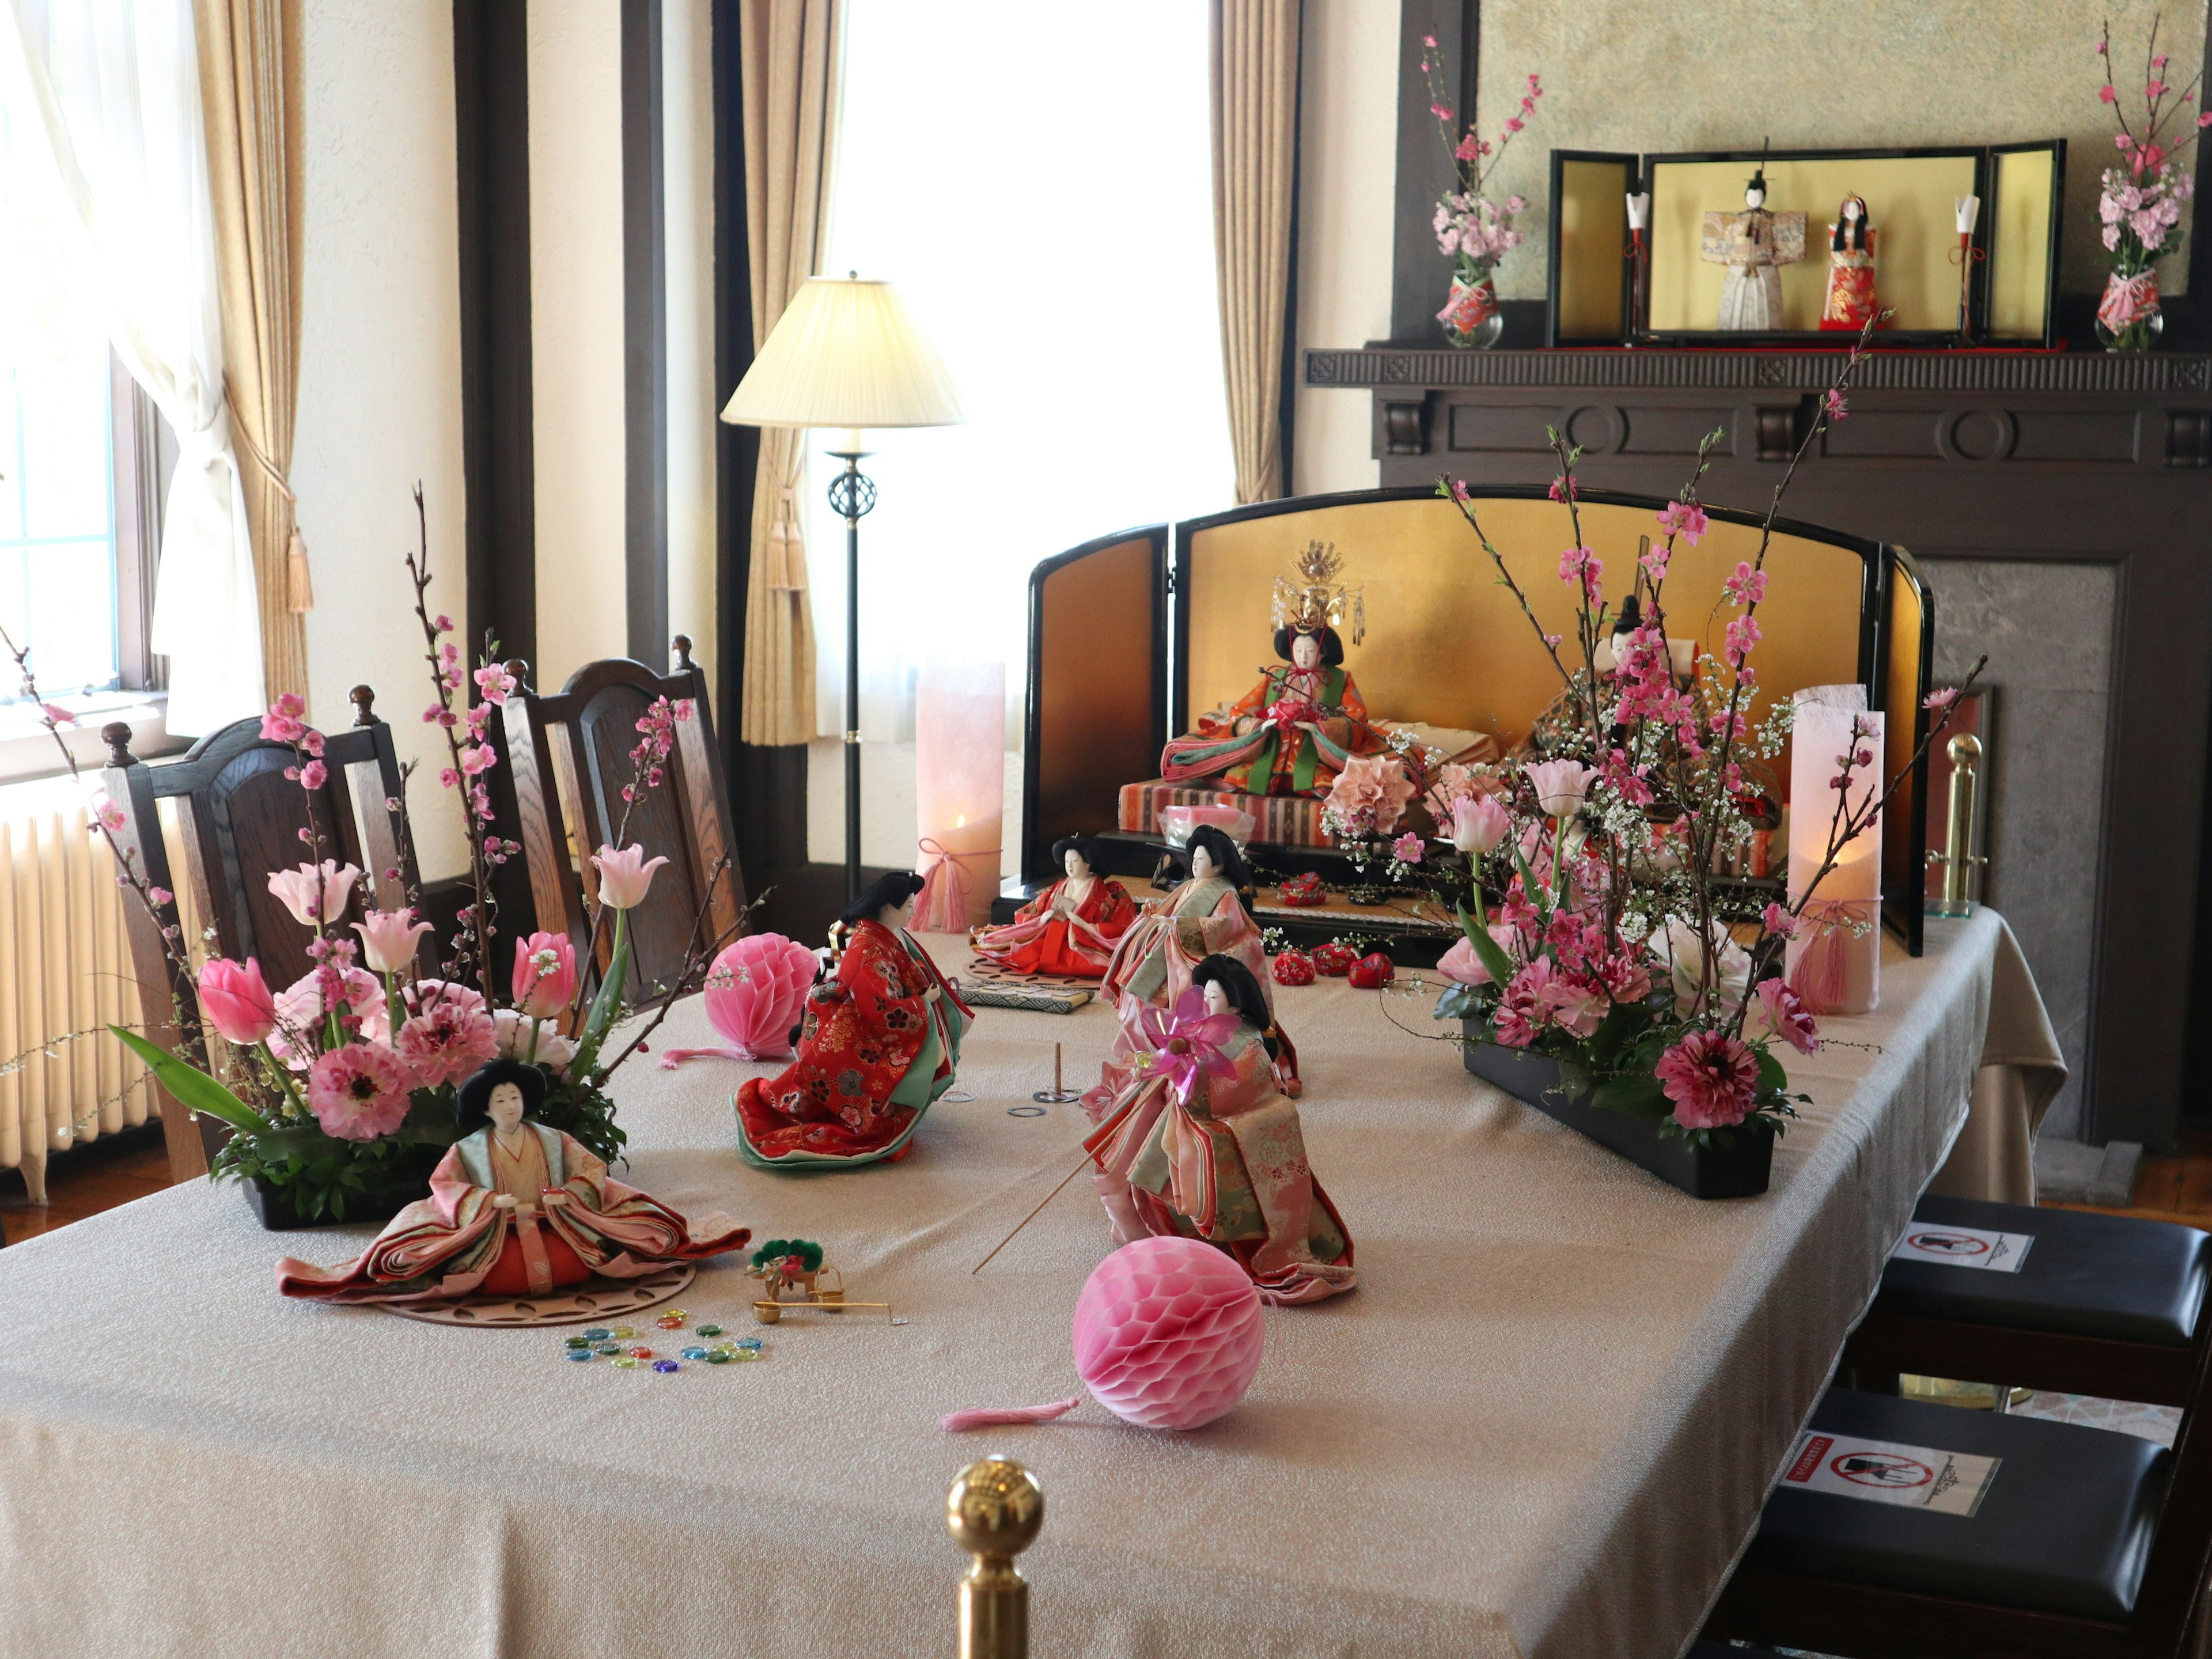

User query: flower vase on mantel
[1417,40,1539,351]
[2096,264,2163,352]
[2089,21,2199,353]
[1440,263,1503,349]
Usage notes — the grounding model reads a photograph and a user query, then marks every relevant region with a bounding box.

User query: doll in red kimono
[1820,195,1878,331]
[275,1059,751,1304]
[736,871,973,1169]
[970,835,1137,978]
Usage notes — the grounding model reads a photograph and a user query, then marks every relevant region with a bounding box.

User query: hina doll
[275,1059,751,1304]
[1096,825,1300,1096]
[1700,161,1806,331]
[1084,956,1354,1305]
[1158,541,1378,799]
[969,835,1137,978]
[735,871,974,1168]
[1820,195,1878,330]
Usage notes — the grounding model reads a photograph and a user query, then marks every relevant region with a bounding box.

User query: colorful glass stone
[611,1325,638,1339]
[593,1341,621,1355]
[662,1309,687,1321]
[680,1346,710,1360]
[694,1323,723,1337]
[563,1334,592,1348]
[626,1346,653,1359]
[582,1328,611,1340]
[655,1317,684,1330]
[611,1356,641,1369]
[652,1359,680,1373]
[736,1337,764,1352]
[702,1350,730,1363]
[566,1349,593,1362]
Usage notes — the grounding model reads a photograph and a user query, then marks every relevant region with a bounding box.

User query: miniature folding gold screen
[1647,156,1979,332]
[1032,533,1159,866]
[1183,496,1873,775]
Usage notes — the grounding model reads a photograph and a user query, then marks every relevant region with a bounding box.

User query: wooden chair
[501,635,745,1005]
[1703,1303,2212,1658]
[103,687,423,1181]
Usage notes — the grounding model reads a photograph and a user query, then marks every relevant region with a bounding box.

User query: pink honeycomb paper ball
[702,934,817,1060]
[1071,1236,1263,1431]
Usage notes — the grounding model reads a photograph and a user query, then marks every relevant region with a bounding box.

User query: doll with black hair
[1082,955,1353,1305]
[734,870,974,1168]
[969,834,1137,978]
[276,1058,751,1304]
[1158,619,1376,798]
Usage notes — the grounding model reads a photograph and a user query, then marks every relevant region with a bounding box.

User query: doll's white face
[1745,185,1767,210]
[487,1081,528,1135]
[1202,979,1231,1018]
[1063,848,1090,880]
[881,892,918,929]
[1188,844,1218,882]
[1842,198,1862,222]
[1291,632,1321,671]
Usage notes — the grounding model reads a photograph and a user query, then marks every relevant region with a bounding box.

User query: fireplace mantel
[1302,344,2212,1150]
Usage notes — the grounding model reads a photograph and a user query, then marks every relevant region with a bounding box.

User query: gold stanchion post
[947,1458,1043,1659]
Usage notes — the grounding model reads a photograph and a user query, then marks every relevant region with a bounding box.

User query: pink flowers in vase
[2092,18,2208,348]
[1417,42,1541,343]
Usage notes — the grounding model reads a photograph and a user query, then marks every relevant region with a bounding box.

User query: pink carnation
[1653,1030,1759,1129]
[306,1041,414,1141]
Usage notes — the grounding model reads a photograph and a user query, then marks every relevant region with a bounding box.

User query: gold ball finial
[946,1457,1043,1560]
[1946,733,1983,765]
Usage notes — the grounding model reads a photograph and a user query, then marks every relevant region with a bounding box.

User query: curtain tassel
[285,521,315,613]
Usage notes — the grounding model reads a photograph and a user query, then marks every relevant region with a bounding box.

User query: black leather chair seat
[1744,1389,2171,1622]
[1874,1194,2211,1346]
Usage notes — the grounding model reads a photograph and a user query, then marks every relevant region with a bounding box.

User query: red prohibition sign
[1832,1453,1934,1488]
[1908,1231,1990,1256]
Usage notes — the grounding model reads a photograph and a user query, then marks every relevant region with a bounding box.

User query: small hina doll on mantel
[1095,825,1300,1097]
[1084,956,1353,1305]
[275,1060,751,1304]
[969,834,1137,978]
[1700,158,1806,331]
[735,871,974,1169]
[1158,541,1380,799]
[1820,195,1879,331]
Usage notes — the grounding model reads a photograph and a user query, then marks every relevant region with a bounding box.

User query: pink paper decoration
[661,934,816,1067]
[1071,1236,1264,1430]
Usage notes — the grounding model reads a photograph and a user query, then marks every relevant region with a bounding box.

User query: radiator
[0,798,154,1205]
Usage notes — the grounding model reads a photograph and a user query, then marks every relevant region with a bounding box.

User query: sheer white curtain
[3,0,263,735]
[811,0,1232,743]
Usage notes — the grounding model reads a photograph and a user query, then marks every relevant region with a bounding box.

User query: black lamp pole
[826,445,876,902]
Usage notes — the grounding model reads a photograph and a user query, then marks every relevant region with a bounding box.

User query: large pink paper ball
[703,934,817,1060]
[1071,1236,1263,1430]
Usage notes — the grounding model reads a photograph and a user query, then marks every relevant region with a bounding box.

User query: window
[808,0,1233,741]
[0,92,165,777]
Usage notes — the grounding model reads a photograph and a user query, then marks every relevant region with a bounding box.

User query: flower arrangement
[1417,323,1982,1146]
[2093,16,2210,349]
[43,488,753,1221]
[1418,33,1541,345]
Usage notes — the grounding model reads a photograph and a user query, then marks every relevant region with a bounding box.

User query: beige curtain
[1210,0,1300,506]
[737,0,838,747]
[195,0,308,704]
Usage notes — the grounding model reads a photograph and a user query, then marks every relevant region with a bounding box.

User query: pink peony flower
[1450,792,1513,855]
[354,909,433,975]
[1654,1030,1759,1130]
[267,860,361,927]
[1323,755,1418,837]
[1391,831,1426,866]
[512,930,579,1018]
[1753,976,1820,1055]
[1523,757,1598,817]
[307,1041,415,1141]
[197,957,278,1044]
[1657,499,1707,544]
[590,843,671,910]
[395,995,499,1088]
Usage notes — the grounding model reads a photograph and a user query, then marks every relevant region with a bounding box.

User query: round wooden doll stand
[378,1263,696,1327]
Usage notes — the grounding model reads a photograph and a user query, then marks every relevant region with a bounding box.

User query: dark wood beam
[623,0,669,666]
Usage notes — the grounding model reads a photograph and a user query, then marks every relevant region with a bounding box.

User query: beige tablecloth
[0,910,2056,1659]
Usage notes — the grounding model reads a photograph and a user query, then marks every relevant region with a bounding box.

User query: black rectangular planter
[243,1167,435,1232]
[1461,1025,1774,1199]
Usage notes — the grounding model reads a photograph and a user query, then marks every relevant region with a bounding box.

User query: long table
[0,910,2059,1658]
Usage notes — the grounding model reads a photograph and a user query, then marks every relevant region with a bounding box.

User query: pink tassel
[657,1044,760,1071]
[941,1395,1082,1433]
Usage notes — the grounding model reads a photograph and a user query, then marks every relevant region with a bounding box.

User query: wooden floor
[7,1122,2212,1246]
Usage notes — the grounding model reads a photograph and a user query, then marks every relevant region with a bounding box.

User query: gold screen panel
[1649,155,1979,332]
[1035,536,1157,871]
[1556,157,1630,339]
[1988,147,2056,339]
[1882,555,1930,922]
[1183,497,1869,783]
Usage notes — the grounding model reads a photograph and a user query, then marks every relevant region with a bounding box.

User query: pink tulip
[354,909,433,974]
[267,859,361,927]
[512,931,578,1018]
[197,957,278,1044]
[1450,793,1512,855]
[590,843,669,910]
[700,935,818,1060]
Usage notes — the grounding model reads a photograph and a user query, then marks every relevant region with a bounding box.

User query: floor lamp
[719,274,965,901]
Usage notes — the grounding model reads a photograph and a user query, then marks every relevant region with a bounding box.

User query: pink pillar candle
[1783,685,1883,1016]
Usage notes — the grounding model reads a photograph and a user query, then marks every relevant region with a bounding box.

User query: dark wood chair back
[501,635,745,1003]
[102,686,423,1180]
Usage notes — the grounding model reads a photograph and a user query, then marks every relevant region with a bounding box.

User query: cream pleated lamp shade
[719,274,965,430]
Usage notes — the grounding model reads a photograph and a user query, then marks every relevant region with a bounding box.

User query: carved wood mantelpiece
[1302,344,2212,1151]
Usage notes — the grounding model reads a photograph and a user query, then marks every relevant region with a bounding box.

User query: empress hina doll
[275,1060,751,1304]
[1820,195,1878,331]
[1158,541,1378,799]
[969,835,1137,978]
[735,871,973,1168]
[1096,826,1300,1096]
[1084,956,1353,1305]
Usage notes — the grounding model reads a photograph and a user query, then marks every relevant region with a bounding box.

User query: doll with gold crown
[1158,541,1382,798]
